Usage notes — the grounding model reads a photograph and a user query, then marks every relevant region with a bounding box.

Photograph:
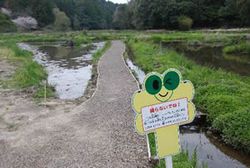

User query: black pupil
[153,80,159,90]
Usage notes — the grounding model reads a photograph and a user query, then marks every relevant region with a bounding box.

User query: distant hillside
[0,0,118,30]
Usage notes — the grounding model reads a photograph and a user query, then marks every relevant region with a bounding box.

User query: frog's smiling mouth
[154,90,174,102]
[159,92,168,97]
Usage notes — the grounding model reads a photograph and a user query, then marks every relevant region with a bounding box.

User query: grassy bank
[92,41,111,63]
[0,42,54,98]
[150,31,246,45]
[223,42,250,55]
[0,43,46,88]
[0,32,105,99]
[127,39,250,153]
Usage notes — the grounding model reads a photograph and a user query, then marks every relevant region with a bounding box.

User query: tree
[0,0,5,7]
[31,0,54,27]
[113,5,129,29]
[219,0,241,27]
[0,13,16,32]
[237,0,250,25]
[53,8,71,31]
[53,0,76,28]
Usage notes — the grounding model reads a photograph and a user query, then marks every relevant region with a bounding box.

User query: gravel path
[0,41,150,168]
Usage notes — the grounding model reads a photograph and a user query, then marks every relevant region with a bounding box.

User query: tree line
[114,0,250,30]
[1,0,250,30]
[0,0,117,30]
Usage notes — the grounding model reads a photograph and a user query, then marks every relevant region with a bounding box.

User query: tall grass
[92,41,111,63]
[0,42,53,99]
[223,42,250,55]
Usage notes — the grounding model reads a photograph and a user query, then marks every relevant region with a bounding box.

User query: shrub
[0,13,17,32]
[213,107,250,153]
[53,8,71,31]
[177,16,193,31]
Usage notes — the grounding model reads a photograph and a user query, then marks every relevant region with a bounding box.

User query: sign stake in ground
[132,69,196,168]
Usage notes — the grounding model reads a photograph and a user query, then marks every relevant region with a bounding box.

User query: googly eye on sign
[132,68,196,167]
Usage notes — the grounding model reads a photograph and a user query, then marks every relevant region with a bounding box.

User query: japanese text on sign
[142,98,189,132]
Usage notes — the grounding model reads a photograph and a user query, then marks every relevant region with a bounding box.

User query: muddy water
[126,58,249,168]
[18,42,105,100]
[163,42,250,76]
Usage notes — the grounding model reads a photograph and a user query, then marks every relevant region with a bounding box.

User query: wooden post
[165,156,173,168]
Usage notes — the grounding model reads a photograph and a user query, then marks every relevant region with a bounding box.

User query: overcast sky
[108,0,128,4]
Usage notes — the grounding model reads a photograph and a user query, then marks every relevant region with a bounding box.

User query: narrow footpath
[0,41,150,168]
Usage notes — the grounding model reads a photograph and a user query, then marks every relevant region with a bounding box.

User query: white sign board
[142,98,189,132]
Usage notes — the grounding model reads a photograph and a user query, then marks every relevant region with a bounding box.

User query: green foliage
[53,8,71,31]
[92,41,111,63]
[151,32,204,43]
[31,0,54,27]
[237,0,250,25]
[34,84,55,98]
[2,0,250,29]
[0,13,17,32]
[149,133,201,168]
[2,0,116,29]
[125,0,250,29]
[72,33,93,46]
[213,107,250,153]
[73,0,117,29]
[178,16,193,31]
[223,42,250,55]
[2,43,47,88]
[5,0,54,27]
[12,61,46,88]
[128,40,250,153]
[148,133,157,156]
[113,5,130,29]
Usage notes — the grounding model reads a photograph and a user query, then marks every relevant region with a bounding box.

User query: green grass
[151,32,204,42]
[148,133,203,168]
[0,31,95,45]
[150,31,246,46]
[0,43,47,87]
[223,42,250,55]
[0,42,54,99]
[92,41,111,63]
[127,39,250,153]
[34,84,55,99]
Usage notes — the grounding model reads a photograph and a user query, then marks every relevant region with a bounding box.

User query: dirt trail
[0,41,150,168]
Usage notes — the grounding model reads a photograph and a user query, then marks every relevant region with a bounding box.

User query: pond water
[126,58,249,168]
[18,42,105,100]
[162,41,250,76]
[126,58,146,84]
[180,127,250,168]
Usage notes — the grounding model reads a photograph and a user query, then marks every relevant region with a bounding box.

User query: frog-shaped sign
[132,69,195,159]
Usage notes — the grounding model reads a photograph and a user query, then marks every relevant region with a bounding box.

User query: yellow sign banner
[132,69,196,159]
